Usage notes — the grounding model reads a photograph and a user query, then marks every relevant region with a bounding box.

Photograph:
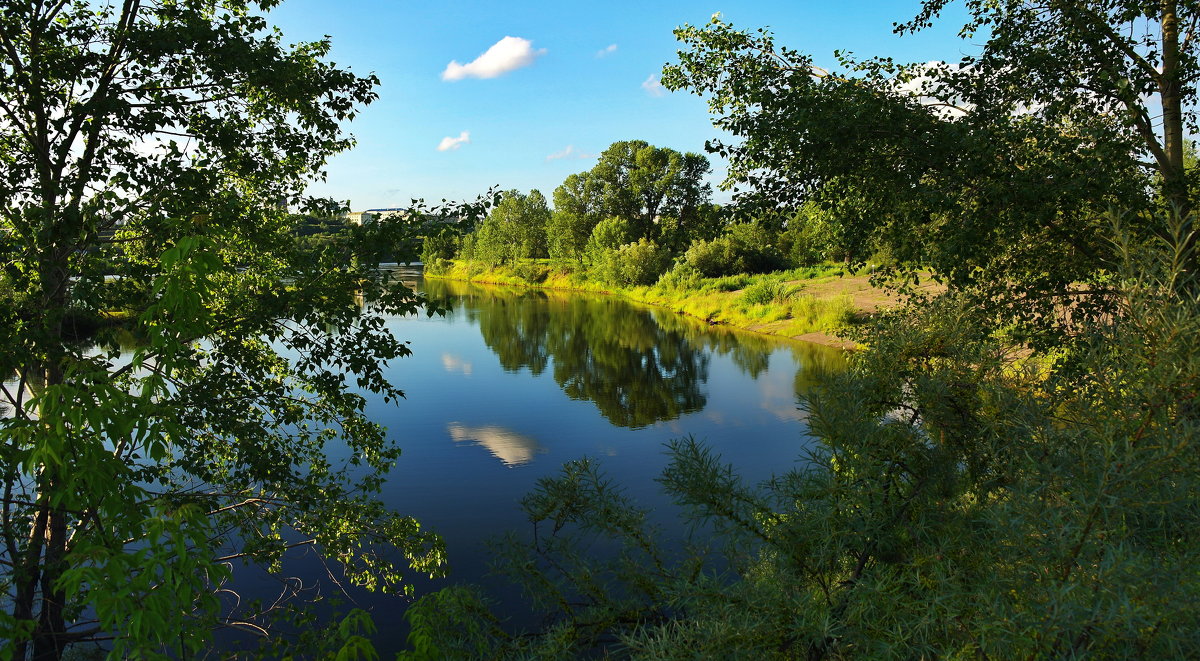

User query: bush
[738,279,796,306]
[584,217,631,258]
[588,238,670,287]
[614,238,670,286]
[655,263,703,291]
[420,231,459,275]
[683,223,786,277]
[510,262,548,284]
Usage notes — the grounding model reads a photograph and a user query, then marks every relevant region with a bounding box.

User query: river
[227,269,848,654]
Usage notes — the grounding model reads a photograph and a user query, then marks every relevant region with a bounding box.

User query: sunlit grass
[430,259,861,339]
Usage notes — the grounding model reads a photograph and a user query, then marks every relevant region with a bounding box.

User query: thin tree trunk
[1160,1,1189,216]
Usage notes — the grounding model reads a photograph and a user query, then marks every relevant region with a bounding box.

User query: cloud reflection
[441,353,473,376]
[447,422,544,467]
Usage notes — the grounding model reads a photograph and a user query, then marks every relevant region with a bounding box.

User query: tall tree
[548,145,712,262]
[589,140,712,243]
[902,0,1199,215]
[0,1,442,657]
[548,172,604,265]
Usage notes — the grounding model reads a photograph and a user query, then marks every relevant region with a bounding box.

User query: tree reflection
[425,279,708,429]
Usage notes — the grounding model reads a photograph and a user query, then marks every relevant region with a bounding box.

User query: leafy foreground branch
[0,1,458,657]
[399,221,1200,659]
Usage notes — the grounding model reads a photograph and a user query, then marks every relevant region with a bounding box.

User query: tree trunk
[1160,1,1190,216]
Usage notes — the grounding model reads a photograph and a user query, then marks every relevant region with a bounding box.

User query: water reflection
[425,279,708,429]
[446,422,545,466]
[440,353,474,376]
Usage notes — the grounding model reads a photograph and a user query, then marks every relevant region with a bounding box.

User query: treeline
[421,139,863,287]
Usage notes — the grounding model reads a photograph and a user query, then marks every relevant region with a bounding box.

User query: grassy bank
[425,260,872,344]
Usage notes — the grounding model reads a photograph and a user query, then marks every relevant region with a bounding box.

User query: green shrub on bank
[738,279,796,306]
[684,223,786,277]
[616,239,671,286]
[655,263,704,291]
[589,238,670,287]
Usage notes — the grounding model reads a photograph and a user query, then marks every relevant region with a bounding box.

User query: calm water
[238,271,848,653]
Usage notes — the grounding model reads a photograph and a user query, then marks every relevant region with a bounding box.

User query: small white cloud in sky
[642,74,666,97]
[437,131,471,151]
[546,145,597,161]
[442,36,546,81]
[595,44,618,58]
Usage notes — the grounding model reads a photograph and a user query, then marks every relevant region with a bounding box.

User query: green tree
[0,2,443,657]
[467,189,551,266]
[550,141,713,261]
[548,172,606,266]
[591,140,712,243]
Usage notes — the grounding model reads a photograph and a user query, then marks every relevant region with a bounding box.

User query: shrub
[712,274,751,292]
[738,279,796,306]
[587,238,670,287]
[683,223,786,277]
[510,262,548,284]
[614,239,670,286]
[655,263,703,291]
[585,217,632,257]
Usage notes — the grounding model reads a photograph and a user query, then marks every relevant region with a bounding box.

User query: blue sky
[267,0,978,210]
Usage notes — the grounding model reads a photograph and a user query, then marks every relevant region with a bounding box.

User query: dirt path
[743,273,943,348]
[790,273,943,312]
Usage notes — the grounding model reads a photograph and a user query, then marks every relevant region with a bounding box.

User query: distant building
[346,207,410,225]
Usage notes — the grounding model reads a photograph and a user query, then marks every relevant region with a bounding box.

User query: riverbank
[424,260,940,348]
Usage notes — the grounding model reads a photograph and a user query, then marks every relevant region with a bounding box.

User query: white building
[346,207,410,225]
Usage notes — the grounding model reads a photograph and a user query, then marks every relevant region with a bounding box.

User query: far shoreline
[419,262,938,350]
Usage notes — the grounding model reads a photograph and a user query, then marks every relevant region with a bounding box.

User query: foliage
[545,209,593,267]
[464,189,551,267]
[778,202,852,266]
[420,225,463,276]
[614,238,672,287]
[586,216,633,255]
[553,140,713,246]
[396,586,508,660]
[0,1,445,657]
[737,279,796,306]
[655,262,705,292]
[663,10,1168,325]
[584,216,669,287]
[683,223,787,278]
[582,216,633,283]
[592,140,713,243]
[547,173,606,266]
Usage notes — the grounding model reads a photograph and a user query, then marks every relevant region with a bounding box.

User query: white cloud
[641,74,666,97]
[595,44,618,58]
[892,61,972,119]
[546,145,597,161]
[442,36,546,81]
[437,131,470,152]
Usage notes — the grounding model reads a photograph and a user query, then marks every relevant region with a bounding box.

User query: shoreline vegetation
[424,259,941,348]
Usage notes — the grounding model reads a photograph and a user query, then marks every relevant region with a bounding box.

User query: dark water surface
[246,271,847,653]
